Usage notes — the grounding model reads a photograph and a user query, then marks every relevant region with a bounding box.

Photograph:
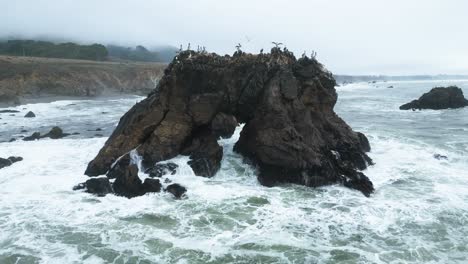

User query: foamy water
[0,81,467,263]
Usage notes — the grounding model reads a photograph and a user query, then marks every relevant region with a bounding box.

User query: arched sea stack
[84,48,374,197]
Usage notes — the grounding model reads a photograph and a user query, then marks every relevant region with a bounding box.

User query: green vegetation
[0,40,178,62]
[0,40,108,61]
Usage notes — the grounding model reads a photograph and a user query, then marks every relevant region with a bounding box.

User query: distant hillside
[0,40,108,61]
[0,39,178,63]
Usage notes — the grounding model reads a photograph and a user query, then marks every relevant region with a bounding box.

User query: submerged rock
[0,110,19,113]
[400,86,468,110]
[23,132,41,141]
[433,154,448,160]
[165,183,187,199]
[145,162,178,178]
[84,48,374,196]
[24,111,36,118]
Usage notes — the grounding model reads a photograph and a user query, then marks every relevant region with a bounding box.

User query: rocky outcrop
[73,177,113,197]
[23,126,70,141]
[84,48,374,197]
[400,86,468,110]
[0,156,23,169]
[0,55,166,105]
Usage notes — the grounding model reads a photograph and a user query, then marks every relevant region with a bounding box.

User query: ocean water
[0,80,467,263]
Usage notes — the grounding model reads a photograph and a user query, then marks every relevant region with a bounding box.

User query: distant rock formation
[400,86,468,110]
[84,48,374,197]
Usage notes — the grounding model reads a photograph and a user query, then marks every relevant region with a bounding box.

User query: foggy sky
[2,0,468,75]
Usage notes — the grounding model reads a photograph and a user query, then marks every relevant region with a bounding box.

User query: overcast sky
[2,0,468,75]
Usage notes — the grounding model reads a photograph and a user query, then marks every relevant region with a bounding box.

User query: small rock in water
[9,138,16,142]
[387,86,394,88]
[94,134,103,137]
[142,178,162,193]
[96,128,102,131]
[43,126,70,139]
[24,111,36,118]
[75,177,113,196]
[20,129,28,133]
[165,183,187,199]
[433,154,448,160]
[145,162,178,178]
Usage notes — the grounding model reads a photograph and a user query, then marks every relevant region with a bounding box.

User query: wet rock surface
[400,86,468,110]
[85,48,374,196]
[145,162,178,178]
[0,156,23,169]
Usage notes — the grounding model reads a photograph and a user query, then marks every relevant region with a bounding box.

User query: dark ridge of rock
[211,112,238,138]
[9,138,16,142]
[77,177,113,196]
[23,127,70,141]
[142,178,162,193]
[400,86,468,110]
[84,48,374,196]
[165,183,187,199]
[0,110,19,113]
[94,134,104,137]
[0,156,23,169]
[24,111,36,118]
[23,132,41,141]
[145,162,178,178]
[112,164,143,198]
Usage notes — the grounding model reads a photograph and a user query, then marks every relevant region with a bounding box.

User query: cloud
[1,0,467,75]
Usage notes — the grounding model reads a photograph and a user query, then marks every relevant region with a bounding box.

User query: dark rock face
[85,48,374,196]
[0,156,23,169]
[24,111,36,118]
[400,86,468,110]
[211,112,237,138]
[145,162,178,177]
[166,183,187,199]
[112,164,143,198]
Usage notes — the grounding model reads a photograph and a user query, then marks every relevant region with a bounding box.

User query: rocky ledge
[83,48,374,197]
[400,86,468,110]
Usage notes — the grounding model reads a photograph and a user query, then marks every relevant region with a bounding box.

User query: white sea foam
[0,82,467,263]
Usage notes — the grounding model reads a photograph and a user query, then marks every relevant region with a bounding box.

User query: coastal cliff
[0,55,167,105]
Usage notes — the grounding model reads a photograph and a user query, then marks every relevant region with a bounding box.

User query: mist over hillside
[0,38,177,63]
